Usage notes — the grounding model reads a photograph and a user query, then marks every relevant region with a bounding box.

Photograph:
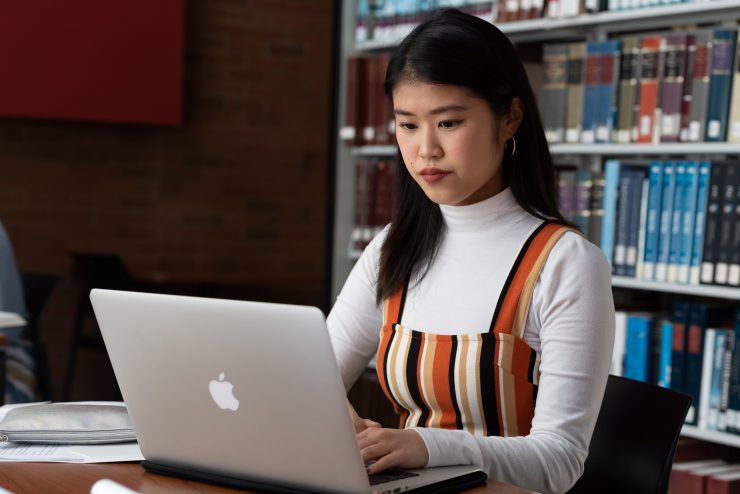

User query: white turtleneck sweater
[326,187,615,494]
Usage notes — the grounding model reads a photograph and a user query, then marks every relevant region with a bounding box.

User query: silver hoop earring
[507,136,516,156]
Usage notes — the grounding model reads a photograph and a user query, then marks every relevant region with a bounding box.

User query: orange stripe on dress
[492,223,563,335]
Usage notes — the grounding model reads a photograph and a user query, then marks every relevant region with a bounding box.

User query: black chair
[64,253,133,401]
[567,375,692,494]
[20,272,60,401]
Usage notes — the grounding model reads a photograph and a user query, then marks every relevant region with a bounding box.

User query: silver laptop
[90,289,485,494]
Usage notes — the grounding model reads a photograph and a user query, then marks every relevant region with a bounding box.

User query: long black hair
[376,8,572,305]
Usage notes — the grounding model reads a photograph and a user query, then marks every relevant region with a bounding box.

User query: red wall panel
[0,1,184,125]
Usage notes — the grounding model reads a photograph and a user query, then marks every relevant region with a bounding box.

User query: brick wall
[0,0,336,400]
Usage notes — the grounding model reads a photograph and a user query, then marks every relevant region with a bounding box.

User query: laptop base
[141,460,487,494]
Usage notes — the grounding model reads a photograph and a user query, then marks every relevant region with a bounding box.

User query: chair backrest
[20,272,60,401]
[567,375,692,494]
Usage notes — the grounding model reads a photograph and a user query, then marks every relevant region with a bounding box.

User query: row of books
[558,160,740,287]
[341,54,394,146]
[542,27,740,145]
[670,459,740,494]
[611,304,739,434]
[355,0,492,44]
[350,159,395,253]
[355,1,723,45]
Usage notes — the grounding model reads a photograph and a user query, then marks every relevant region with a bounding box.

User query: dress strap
[382,278,409,326]
[489,222,578,338]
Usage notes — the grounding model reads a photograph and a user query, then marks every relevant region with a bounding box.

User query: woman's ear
[502,97,524,138]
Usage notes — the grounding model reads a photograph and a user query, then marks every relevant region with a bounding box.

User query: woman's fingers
[356,429,429,475]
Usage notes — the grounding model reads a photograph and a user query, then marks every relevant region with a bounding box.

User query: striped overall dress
[376,221,575,437]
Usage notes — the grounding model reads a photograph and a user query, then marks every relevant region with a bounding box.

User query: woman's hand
[357,427,429,475]
[347,400,381,433]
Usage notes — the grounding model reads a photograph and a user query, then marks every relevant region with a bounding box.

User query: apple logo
[209,372,240,411]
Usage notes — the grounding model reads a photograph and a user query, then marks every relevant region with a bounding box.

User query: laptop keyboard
[368,468,419,485]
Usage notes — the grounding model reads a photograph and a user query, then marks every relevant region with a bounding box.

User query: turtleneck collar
[438,187,519,233]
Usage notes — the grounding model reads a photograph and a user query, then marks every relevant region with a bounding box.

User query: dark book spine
[701,162,727,285]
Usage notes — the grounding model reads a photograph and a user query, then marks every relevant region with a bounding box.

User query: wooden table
[0,462,535,493]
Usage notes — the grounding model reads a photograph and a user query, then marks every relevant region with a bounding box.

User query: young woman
[327,9,614,494]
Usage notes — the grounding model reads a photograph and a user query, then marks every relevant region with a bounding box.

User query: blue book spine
[658,320,674,388]
[708,330,728,430]
[601,159,621,265]
[668,162,688,282]
[678,161,700,284]
[705,28,739,141]
[581,41,603,144]
[726,309,740,433]
[690,162,711,285]
[624,314,651,383]
[642,161,664,280]
[596,40,621,143]
[655,161,676,281]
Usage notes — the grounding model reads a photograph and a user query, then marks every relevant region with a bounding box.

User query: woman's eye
[398,122,417,131]
[439,120,460,129]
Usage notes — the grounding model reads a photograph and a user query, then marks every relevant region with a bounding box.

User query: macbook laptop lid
[90,289,485,494]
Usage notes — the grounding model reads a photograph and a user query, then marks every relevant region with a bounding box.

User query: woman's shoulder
[544,225,612,280]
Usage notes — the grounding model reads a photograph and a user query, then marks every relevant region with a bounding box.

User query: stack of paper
[0,312,24,329]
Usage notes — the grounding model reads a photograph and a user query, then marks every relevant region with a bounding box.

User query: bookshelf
[332,0,740,451]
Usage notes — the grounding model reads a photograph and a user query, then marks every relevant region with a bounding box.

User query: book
[655,161,676,282]
[679,34,698,142]
[542,43,569,143]
[691,162,712,285]
[715,163,738,285]
[581,41,603,144]
[667,161,688,282]
[565,42,586,143]
[624,313,653,383]
[595,39,621,143]
[616,35,642,143]
[670,301,691,394]
[625,169,646,278]
[706,329,730,430]
[601,159,621,265]
[557,167,578,220]
[573,169,592,239]
[588,171,606,247]
[613,167,633,276]
[701,162,726,285]
[637,35,663,144]
[705,28,739,142]
[698,327,718,429]
[727,32,740,143]
[658,319,673,388]
[635,176,650,279]
[612,311,627,376]
[678,161,701,284]
[660,33,690,143]
[642,160,664,280]
[687,29,714,142]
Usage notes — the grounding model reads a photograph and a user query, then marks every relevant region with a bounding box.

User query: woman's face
[392,82,521,206]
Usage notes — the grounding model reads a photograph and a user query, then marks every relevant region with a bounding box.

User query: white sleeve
[326,229,387,391]
[413,233,615,494]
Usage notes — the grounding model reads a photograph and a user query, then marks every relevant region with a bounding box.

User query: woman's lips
[419,168,451,183]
